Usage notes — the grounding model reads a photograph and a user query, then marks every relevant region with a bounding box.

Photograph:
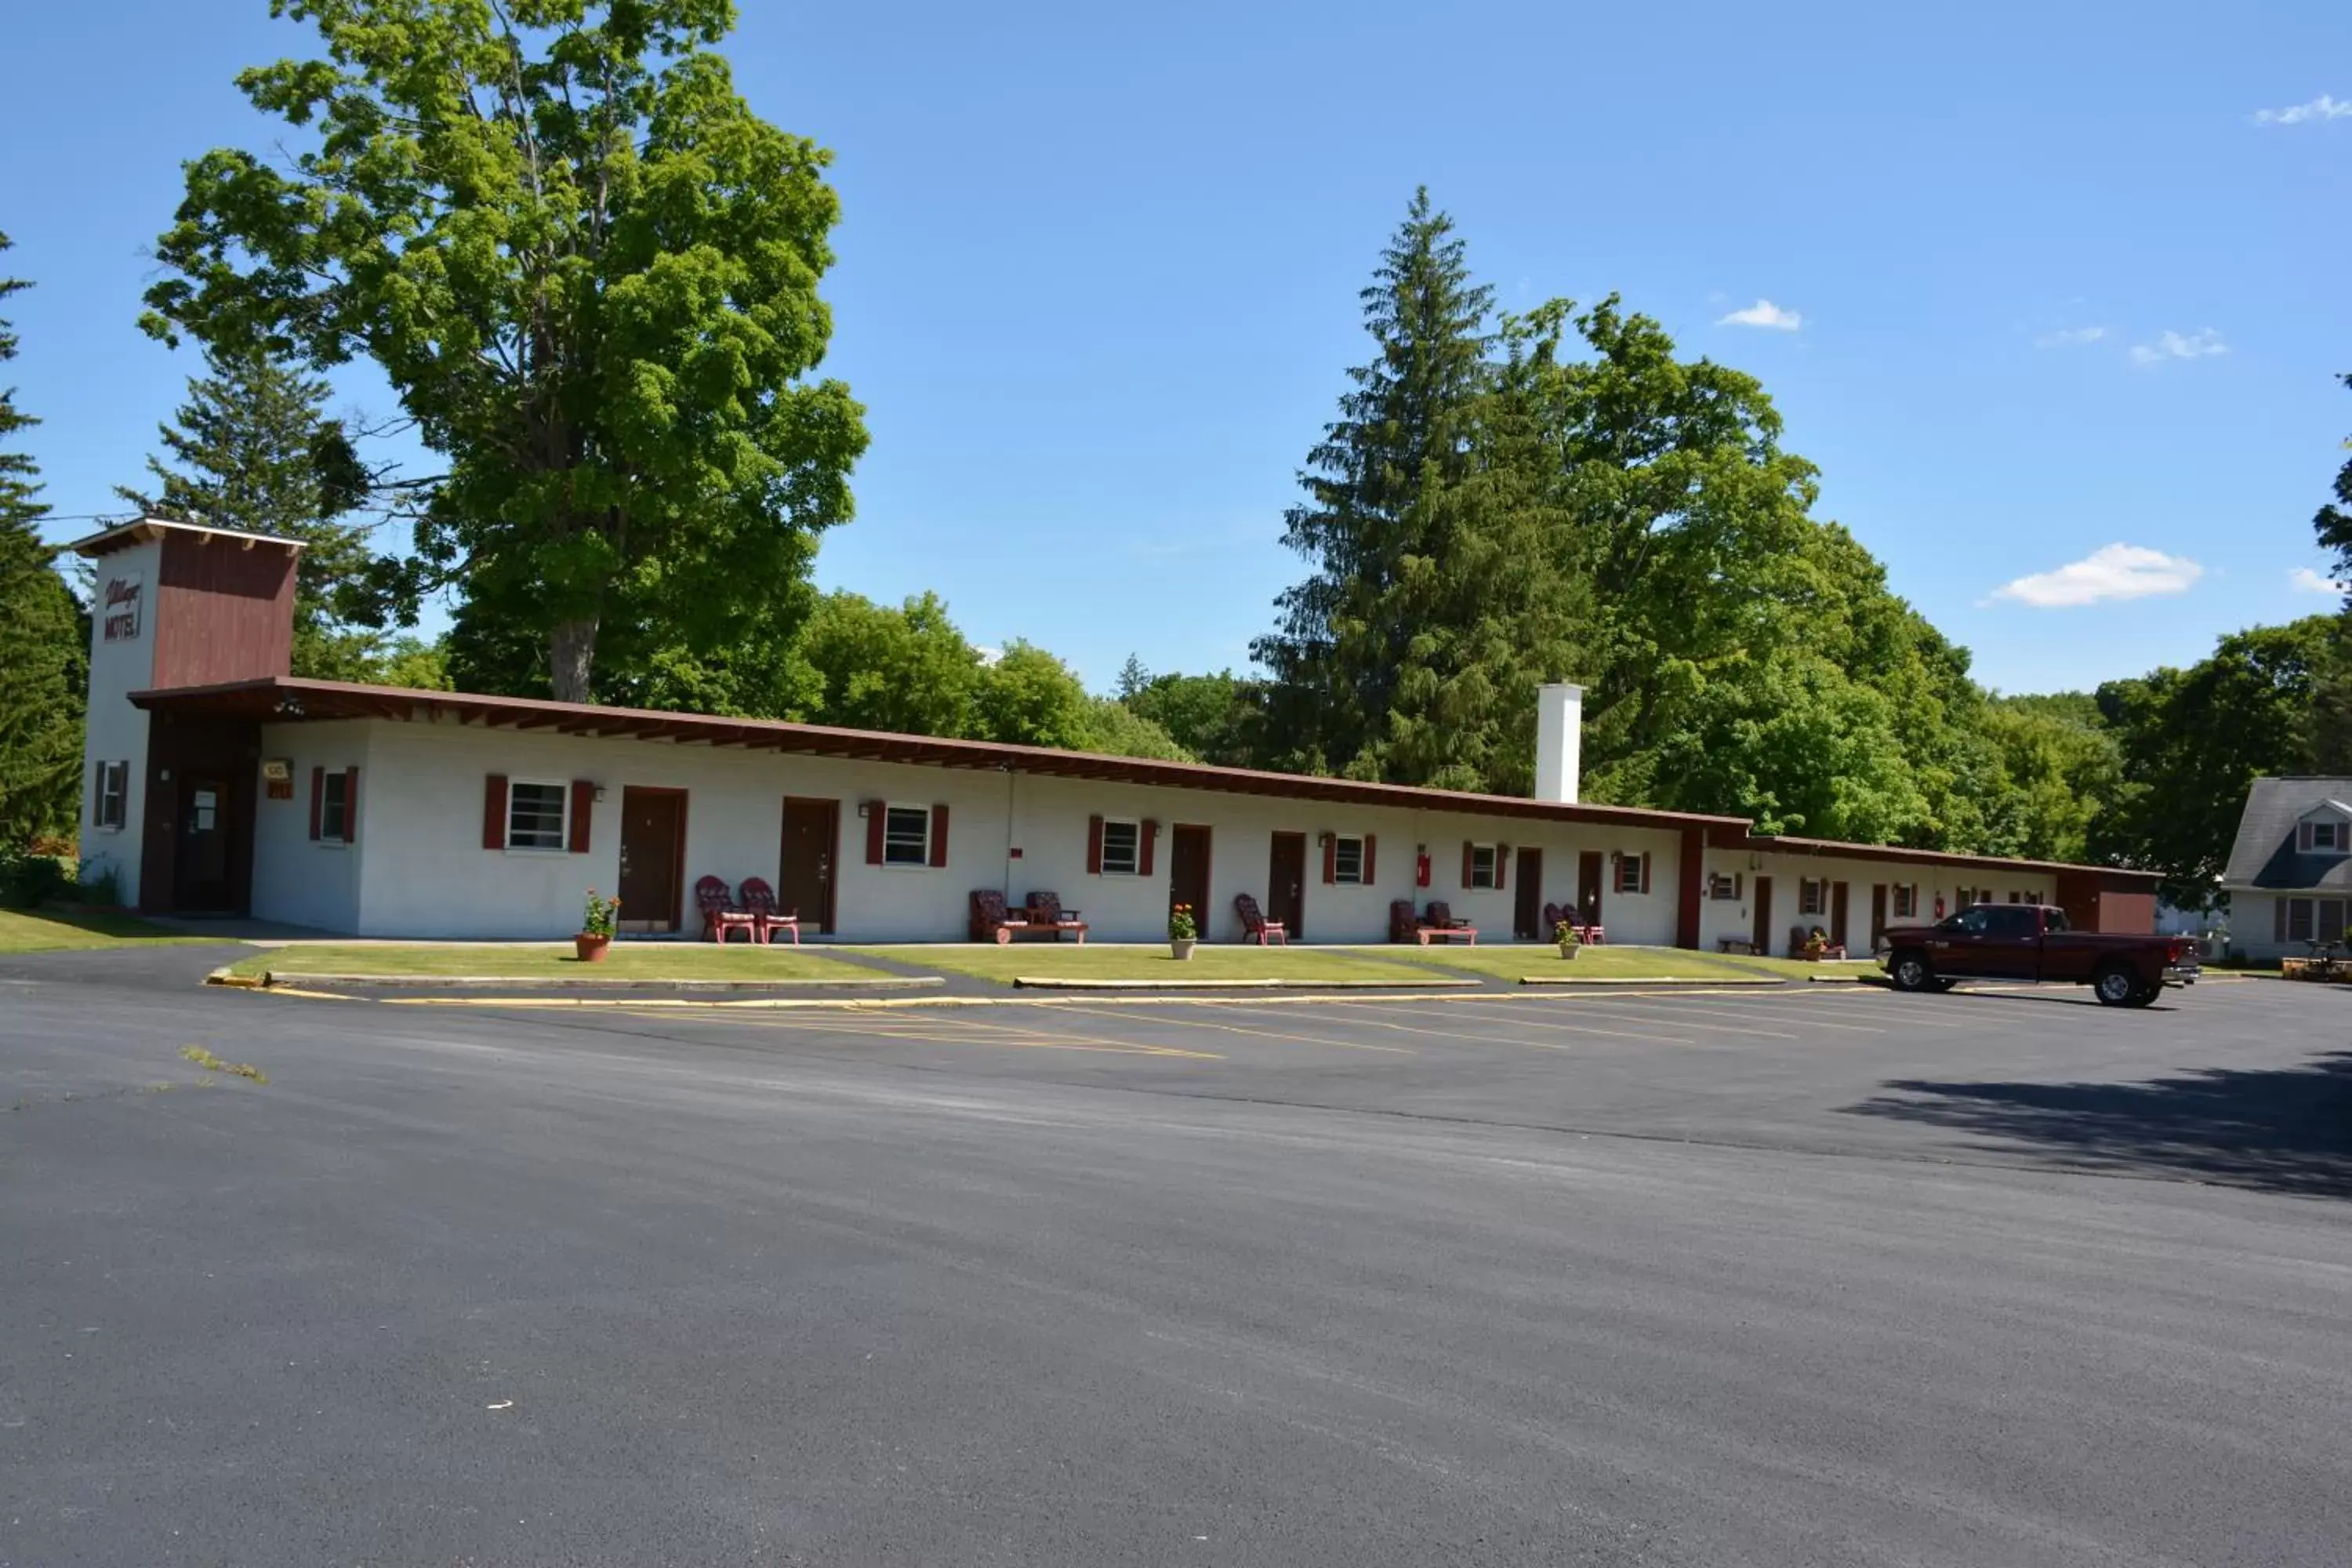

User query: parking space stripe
[1051,1003,1417,1054]
[1334,1000,1698,1047]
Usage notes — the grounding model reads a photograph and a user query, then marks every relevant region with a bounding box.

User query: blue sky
[4,0,2348,696]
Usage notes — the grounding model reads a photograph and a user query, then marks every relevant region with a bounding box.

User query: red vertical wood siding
[150,533,298,688]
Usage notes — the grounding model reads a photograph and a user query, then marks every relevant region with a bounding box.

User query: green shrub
[0,848,73,909]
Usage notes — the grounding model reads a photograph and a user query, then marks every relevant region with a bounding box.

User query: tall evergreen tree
[116,343,383,680]
[0,230,85,844]
[1257,189,1588,789]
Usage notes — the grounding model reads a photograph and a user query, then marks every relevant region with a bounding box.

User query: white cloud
[1991,544,2205,608]
[2291,566,2347,595]
[2129,328,2227,368]
[2253,93,2352,125]
[2034,325,2107,348]
[1717,299,1802,331]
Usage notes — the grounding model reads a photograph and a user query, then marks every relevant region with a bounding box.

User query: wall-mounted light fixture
[1317,831,1334,848]
[593,786,608,803]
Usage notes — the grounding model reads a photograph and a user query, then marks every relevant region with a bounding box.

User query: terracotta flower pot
[1170,938,1197,960]
[575,934,612,964]
[1559,942,1577,960]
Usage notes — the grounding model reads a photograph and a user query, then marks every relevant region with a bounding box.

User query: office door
[173,775,232,912]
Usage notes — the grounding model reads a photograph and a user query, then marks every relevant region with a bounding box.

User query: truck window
[1987,906,2038,938]
[1947,906,1993,935]
[2042,908,2068,934]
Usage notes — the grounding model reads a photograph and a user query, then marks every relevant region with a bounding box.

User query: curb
[249,971,946,992]
[1011,976,1482,992]
[1515,974,1784,988]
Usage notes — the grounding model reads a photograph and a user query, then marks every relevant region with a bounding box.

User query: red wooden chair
[970,890,1027,944]
[695,876,759,944]
[1234,892,1287,946]
[1389,899,1419,944]
[737,877,800,946]
[1022,891,1088,942]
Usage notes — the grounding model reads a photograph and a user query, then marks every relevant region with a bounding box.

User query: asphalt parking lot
[5,953,2350,1566]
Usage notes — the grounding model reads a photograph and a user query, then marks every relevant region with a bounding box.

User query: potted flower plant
[576,889,621,963]
[1802,927,1829,962]
[1555,917,1582,960]
[1168,902,1198,960]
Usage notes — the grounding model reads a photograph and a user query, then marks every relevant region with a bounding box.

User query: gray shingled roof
[2223,778,2352,891]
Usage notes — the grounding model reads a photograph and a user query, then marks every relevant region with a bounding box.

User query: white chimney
[1534,683,1584,804]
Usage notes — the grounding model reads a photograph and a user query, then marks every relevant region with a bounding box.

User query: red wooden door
[779,797,840,935]
[1268,832,1308,939]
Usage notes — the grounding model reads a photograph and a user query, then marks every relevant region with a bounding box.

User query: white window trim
[2286,897,2317,943]
[880,802,934,869]
[1893,884,1918,920]
[2310,817,2349,852]
[317,771,353,847]
[1097,815,1143,877]
[1333,834,1367,886]
[505,778,572,853]
[94,760,129,833]
[1613,855,1643,895]
[1467,843,1501,891]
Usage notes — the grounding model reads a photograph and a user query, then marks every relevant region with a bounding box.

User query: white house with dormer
[2222,778,2352,957]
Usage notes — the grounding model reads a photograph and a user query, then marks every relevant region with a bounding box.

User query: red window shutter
[343,767,360,844]
[930,804,949,868]
[1496,846,1508,892]
[1322,834,1337,884]
[1639,852,1653,895]
[308,766,324,841]
[865,801,886,865]
[1363,834,1377,884]
[1087,815,1105,876]
[1139,819,1157,878]
[569,780,594,853]
[1461,841,1474,887]
[482,775,508,850]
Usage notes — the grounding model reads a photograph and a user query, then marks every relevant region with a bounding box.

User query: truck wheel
[2125,983,2161,1008]
[2092,964,2138,1007]
[1889,951,1935,993]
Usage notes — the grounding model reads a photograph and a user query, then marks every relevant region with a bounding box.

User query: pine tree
[0,230,86,844]
[1255,189,1501,779]
[116,343,382,679]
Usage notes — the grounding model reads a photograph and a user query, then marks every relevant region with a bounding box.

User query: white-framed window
[1095,817,1142,876]
[2322,899,2349,945]
[1614,854,1645,895]
[1707,872,1741,902]
[319,770,350,842]
[883,804,933,867]
[93,760,129,831]
[1333,835,1367,884]
[1892,884,1918,919]
[1798,878,1828,916]
[506,780,570,850]
[1467,844,1500,890]
[2287,898,2315,943]
[2306,818,2347,853]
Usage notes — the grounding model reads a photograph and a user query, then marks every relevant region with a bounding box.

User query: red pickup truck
[1877,903,2198,1007]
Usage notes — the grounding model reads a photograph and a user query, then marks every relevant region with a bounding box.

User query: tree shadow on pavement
[1845,1052,2352,1198]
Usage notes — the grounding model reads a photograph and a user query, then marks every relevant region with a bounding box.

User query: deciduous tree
[141,0,868,702]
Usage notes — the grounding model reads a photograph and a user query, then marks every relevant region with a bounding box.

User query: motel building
[72,517,2163,948]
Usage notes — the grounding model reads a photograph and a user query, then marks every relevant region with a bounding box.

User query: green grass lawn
[1396,942,1880,983]
[231,942,898,982]
[848,943,1455,985]
[0,907,220,953]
